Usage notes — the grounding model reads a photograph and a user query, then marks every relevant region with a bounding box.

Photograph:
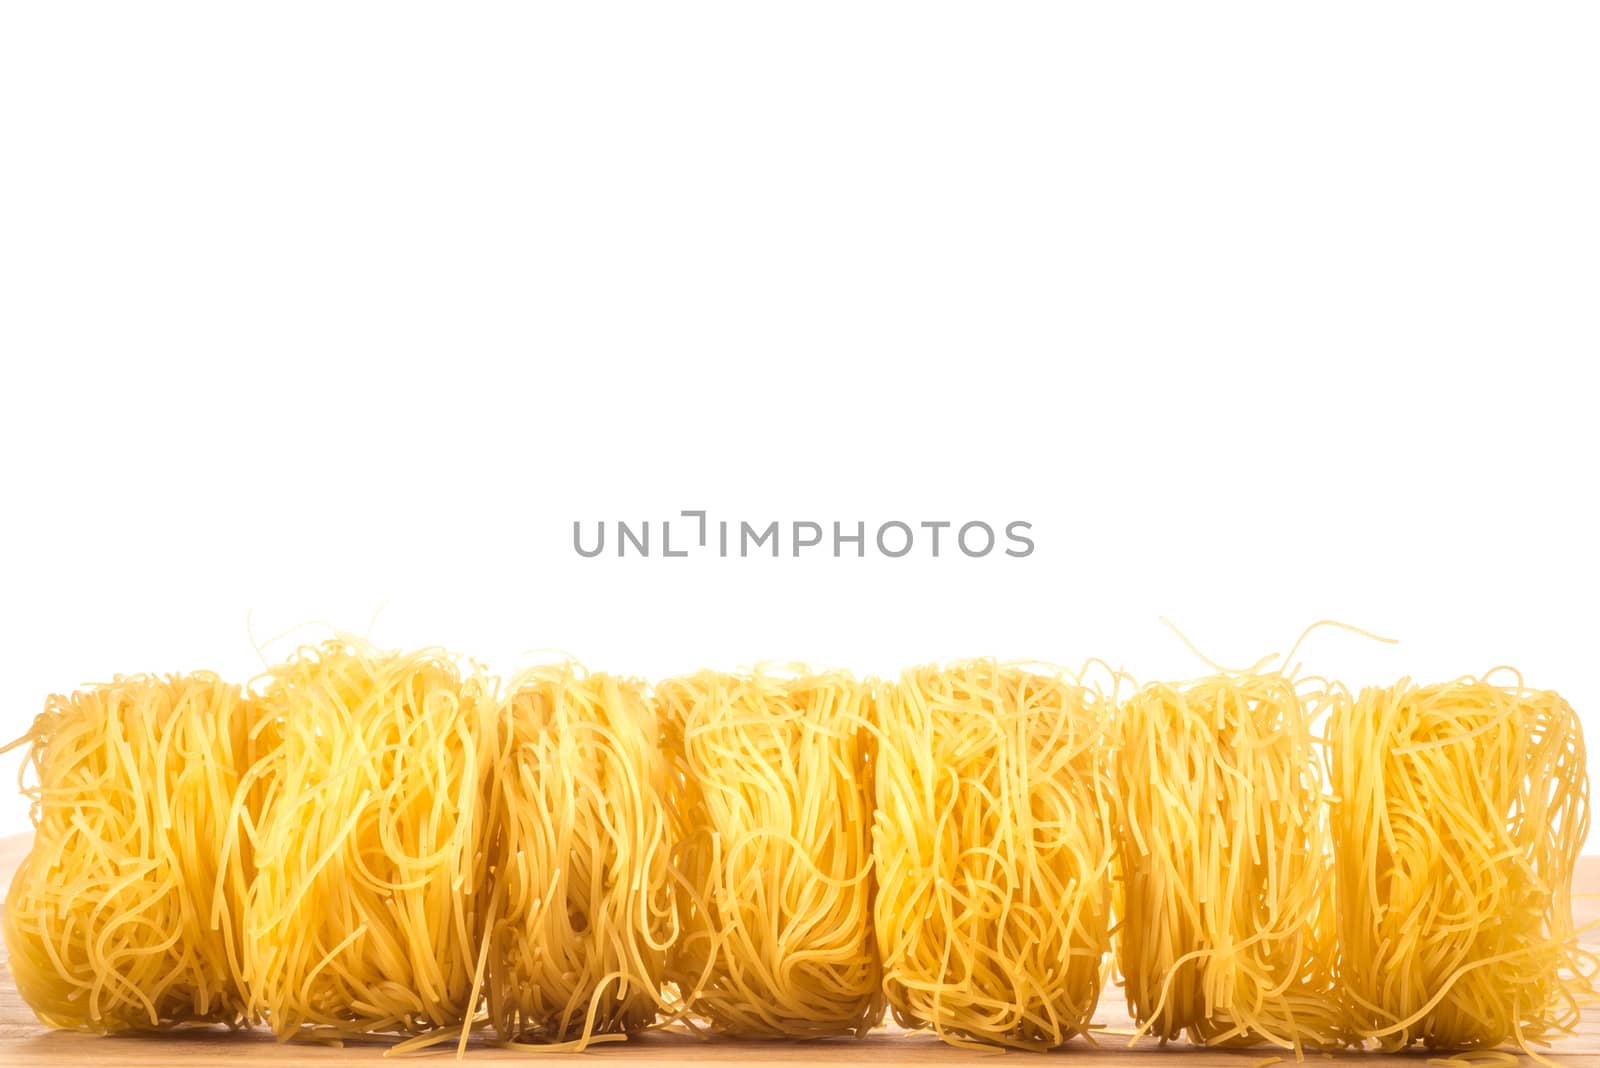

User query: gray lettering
[835,521,865,557]
[958,521,995,557]
[876,521,913,558]
[572,514,1032,561]
[663,520,688,557]
[1005,520,1035,558]
[618,520,649,557]
[742,521,778,557]
[682,509,707,546]
[573,521,605,558]
[793,521,823,555]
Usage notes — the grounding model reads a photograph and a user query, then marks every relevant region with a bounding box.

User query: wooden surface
[2,833,1597,1065]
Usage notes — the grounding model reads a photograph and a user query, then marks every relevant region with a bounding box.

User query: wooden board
[3,833,1597,1066]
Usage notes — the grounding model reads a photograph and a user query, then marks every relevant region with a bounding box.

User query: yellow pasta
[2,672,262,1031]
[658,668,879,1037]
[0,639,1591,1062]
[1330,672,1593,1057]
[1114,670,1342,1052]
[243,640,493,1043]
[485,663,675,1050]
[873,661,1115,1050]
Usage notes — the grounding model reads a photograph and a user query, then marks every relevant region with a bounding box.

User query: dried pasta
[243,640,494,1042]
[485,664,675,1050]
[1114,669,1342,1051]
[0,642,1591,1062]
[1330,672,1593,1057]
[658,668,879,1037]
[872,661,1115,1050]
[2,673,262,1031]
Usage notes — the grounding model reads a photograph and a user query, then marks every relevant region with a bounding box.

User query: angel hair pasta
[1114,669,1342,1052]
[242,640,494,1043]
[872,661,1115,1050]
[2,672,263,1031]
[485,664,676,1050]
[2,638,1594,1062]
[1330,672,1593,1056]
[657,668,880,1038]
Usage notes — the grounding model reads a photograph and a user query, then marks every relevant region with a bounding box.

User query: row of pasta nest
[1,637,1592,1059]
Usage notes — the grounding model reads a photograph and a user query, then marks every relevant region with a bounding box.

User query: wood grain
[2,834,1597,1065]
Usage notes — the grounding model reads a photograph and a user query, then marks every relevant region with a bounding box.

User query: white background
[1,4,1596,842]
